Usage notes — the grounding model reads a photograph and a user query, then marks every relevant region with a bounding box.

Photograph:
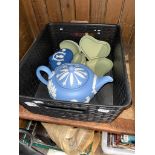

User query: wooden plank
[31,0,49,31]
[21,0,39,38]
[90,0,107,23]
[105,0,124,24]
[119,0,135,53]
[20,0,34,59]
[120,0,135,24]
[128,26,135,46]
[20,105,134,134]
[75,0,90,21]
[128,28,135,106]
[60,0,75,22]
[121,23,134,52]
[19,119,28,128]
[46,0,62,22]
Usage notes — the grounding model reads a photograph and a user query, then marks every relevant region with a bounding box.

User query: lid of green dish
[79,34,111,60]
[86,58,113,76]
[59,40,81,55]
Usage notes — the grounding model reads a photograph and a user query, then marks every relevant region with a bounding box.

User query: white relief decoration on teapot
[62,74,69,86]
[85,96,91,103]
[58,72,69,81]
[74,71,86,79]
[74,74,82,86]
[92,75,97,94]
[48,80,56,99]
[56,71,67,78]
[56,66,88,86]
[70,73,74,86]
[48,72,55,79]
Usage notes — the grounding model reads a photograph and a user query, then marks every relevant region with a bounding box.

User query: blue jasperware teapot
[36,63,113,103]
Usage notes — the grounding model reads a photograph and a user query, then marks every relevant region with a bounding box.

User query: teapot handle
[36,66,52,85]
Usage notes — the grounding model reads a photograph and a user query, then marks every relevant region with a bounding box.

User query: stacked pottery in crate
[36,34,113,103]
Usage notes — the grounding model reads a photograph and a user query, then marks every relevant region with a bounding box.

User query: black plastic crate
[19,23,131,122]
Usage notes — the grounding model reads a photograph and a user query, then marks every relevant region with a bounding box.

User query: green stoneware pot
[80,34,111,60]
[59,40,81,55]
[72,52,86,65]
[72,53,82,63]
[86,58,113,76]
[80,53,87,65]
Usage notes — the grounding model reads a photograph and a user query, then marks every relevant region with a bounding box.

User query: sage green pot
[86,58,113,76]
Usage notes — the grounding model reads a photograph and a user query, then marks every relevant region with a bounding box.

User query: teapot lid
[55,63,89,89]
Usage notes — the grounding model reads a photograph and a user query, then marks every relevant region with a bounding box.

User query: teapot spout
[96,76,113,91]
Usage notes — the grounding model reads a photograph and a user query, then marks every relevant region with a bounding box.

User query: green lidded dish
[86,57,113,76]
[72,52,86,65]
[80,53,87,65]
[59,40,81,55]
[79,34,111,60]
